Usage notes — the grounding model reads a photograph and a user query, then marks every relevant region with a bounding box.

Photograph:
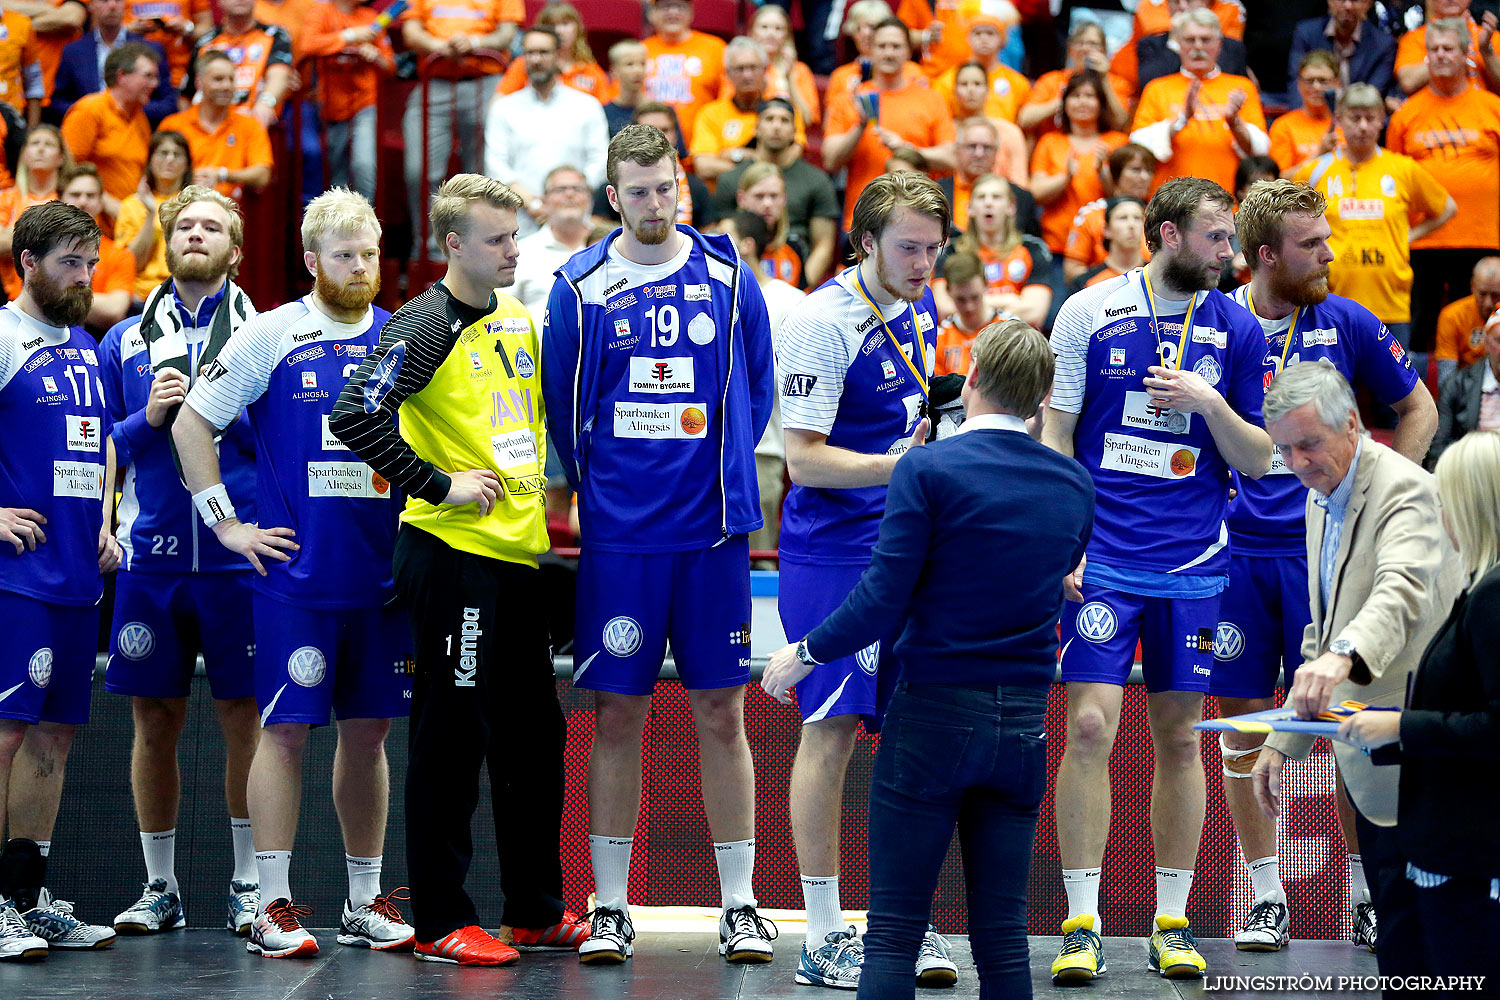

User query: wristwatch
[795,640,820,666]
[728,148,746,164]
[1329,638,1356,660]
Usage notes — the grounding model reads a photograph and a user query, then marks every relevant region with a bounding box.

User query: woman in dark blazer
[1340,430,1500,992]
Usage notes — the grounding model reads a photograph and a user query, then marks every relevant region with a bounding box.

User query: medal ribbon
[851,266,929,401]
[1245,287,1300,376]
[1141,269,1195,371]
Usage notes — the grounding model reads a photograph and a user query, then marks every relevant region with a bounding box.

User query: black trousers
[394,525,567,941]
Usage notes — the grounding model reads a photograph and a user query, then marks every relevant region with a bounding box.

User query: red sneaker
[503,911,592,951]
[414,925,520,966]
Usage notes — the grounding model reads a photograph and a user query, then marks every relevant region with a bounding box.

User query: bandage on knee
[1220,733,1262,777]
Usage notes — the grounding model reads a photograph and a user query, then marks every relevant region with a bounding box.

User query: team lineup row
[0,119,1454,996]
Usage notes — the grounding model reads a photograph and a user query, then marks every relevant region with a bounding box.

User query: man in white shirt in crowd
[512,165,594,324]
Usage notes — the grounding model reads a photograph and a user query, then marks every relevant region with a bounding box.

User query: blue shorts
[105,571,256,701]
[253,593,412,726]
[778,558,896,726]
[1058,585,1217,693]
[573,536,752,696]
[1209,552,1310,700]
[0,591,99,725]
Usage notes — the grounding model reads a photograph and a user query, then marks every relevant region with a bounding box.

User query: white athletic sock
[1061,867,1102,934]
[1249,855,1284,902]
[713,840,756,911]
[34,841,50,858]
[256,851,292,913]
[801,875,842,950]
[141,829,178,895]
[346,855,381,910]
[230,819,256,884]
[589,835,632,913]
[1155,867,1193,921]
[1349,854,1369,907]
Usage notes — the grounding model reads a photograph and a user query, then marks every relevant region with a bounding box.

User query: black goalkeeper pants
[394,525,567,942]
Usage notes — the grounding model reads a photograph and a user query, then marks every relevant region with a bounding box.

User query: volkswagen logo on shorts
[27,648,53,688]
[1077,602,1118,643]
[856,641,880,676]
[287,646,327,688]
[603,616,642,657]
[1214,623,1246,662]
[118,622,156,661]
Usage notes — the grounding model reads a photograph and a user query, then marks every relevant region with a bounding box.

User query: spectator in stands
[1074,195,1147,292]
[691,36,802,186]
[1030,69,1126,257]
[49,0,175,127]
[0,124,69,300]
[934,14,1030,124]
[1295,83,1455,362]
[603,39,646,136]
[497,1,609,101]
[1112,0,1247,95]
[1428,309,1500,464]
[254,0,314,52]
[1130,8,1269,196]
[400,0,520,259]
[124,0,209,90]
[947,65,1029,192]
[1435,257,1500,385]
[16,0,88,102]
[826,0,919,106]
[593,102,715,231]
[484,25,608,237]
[1394,0,1500,96]
[933,249,1002,375]
[158,51,273,201]
[896,0,1019,79]
[1020,20,1131,137]
[57,162,131,329]
[937,173,1052,329]
[642,0,725,147]
[749,4,818,130]
[1134,3,1252,93]
[300,0,394,204]
[60,41,155,217]
[1388,17,1500,384]
[1288,0,1398,109]
[735,162,800,287]
[823,17,954,234]
[1063,143,1157,283]
[182,0,293,127]
[511,163,592,323]
[115,128,189,303]
[0,6,44,127]
[1271,50,1342,176]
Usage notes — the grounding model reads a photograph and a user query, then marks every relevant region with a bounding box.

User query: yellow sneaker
[1147,915,1206,979]
[1050,914,1106,984]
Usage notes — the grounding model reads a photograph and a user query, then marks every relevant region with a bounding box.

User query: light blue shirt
[1313,437,1364,606]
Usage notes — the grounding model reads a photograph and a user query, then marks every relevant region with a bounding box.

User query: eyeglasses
[546,184,591,195]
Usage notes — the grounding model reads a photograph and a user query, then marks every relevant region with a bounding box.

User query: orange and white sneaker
[414,925,520,966]
[246,899,318,958]
[502,910,591,951]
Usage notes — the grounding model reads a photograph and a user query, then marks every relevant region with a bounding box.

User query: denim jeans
[401,76,496,258]
[325,104,378,204]
[858,681,1049,1000]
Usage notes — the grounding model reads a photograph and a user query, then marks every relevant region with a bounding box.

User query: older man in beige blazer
[1250,362,1463,983]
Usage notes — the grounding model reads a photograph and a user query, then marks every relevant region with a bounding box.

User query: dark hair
[732,210,771,259]
[871,16,911,46]
[58,162,103,193]
[1101,195,1145,251]
[523,24,560,48]
[1106,142,1158,183]
[1234,155,1280,200]
[12,201,100,276]
[941,249,984,287]
[1144,176,1233,255]
[1059,68,1118,134]
[195,48,234,74]
[884,146,929,172]
[607,121,678,187]
[104,42,157,87]
[146,130,193,195]
[758,96,796,119]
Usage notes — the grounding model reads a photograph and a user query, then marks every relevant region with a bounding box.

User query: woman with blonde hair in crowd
[935,173,1053,329]
[950,61,1029,189]
[497,0,610,99]
[116,130,192,305]
[736,161,802,288]
[0,125,73,300]
[748,4,819,128]
[1339,430,1500,988]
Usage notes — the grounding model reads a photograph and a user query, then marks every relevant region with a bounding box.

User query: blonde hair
[1434,431,1500,585]
[15,124,72,201]
[1236,179,1328,272]
[1337,82,1384,114]
[159,184,244,276]
[958,174,1019,255]
[736,161,788,250]
[536,1,594,66]
[848,171,951,261]
[429,173,523,257]
[301,187,382,255]
[969,318,1053,418]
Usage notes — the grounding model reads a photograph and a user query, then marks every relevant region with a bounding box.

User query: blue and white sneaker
[795,926,863,990]
[0,900,47,961]
[915,925,958,987]
[113,879,186,934]
[22,889,116,949]
[227,880,259,936]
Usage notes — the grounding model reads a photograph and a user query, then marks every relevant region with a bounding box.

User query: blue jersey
[1050,269,1265,591]
[544,226,775,553]
[100,314,258,574]
[775,266,939,565]
[1226,287,1420,556]
[0,304,112,605]
[184,297,399,609]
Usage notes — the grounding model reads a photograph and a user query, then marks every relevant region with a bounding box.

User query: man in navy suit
[49,0,177,127]
[1288,0,1399,108]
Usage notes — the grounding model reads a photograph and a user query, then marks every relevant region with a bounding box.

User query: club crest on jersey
[42,375,58,392]
[514,347,535,379]
[117,623,156,661]
[287,646,327,688]
[881,359,897,379]
[27,648,52,688]
[469,352,484,371]
[1192,356,1222,386]
[602,616,643,657]
[1214,623,1245,662]
[1077,602,1117,643]
[301,371,317,388]
[1110,348,1126,366]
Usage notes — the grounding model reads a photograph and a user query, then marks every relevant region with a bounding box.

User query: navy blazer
[48,33,178,128]
[1287,17,1398,106]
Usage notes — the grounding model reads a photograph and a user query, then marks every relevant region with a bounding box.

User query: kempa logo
[22,335,43,350]
[291,329,323,343]
[604,276,630,296]
[1103,305,1137,319]
[456,607,481,687]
